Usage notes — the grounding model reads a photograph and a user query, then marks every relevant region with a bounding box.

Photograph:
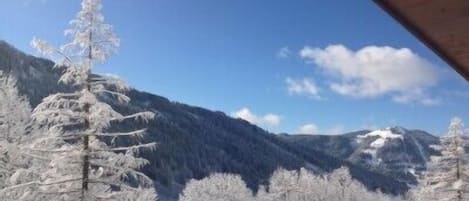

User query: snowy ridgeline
[177,119,468,201]
[281,126,439,188]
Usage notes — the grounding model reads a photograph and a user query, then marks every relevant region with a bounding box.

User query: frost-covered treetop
[65,0,120,64]
[31,0,119,86]
[448,117,464,137]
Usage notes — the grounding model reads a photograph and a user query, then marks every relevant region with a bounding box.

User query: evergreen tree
[0,72,44,200]
[179,173,254,201]
[412,117,468,201]
[254,167,397,201]
[0,72,33,189]
[1,0,159,200]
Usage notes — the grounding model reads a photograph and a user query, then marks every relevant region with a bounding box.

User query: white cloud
[300,44,439,105]
[277,47,291,58]
[286,77,321,99]
[232,107,281,128]
[296,123,344,135]
[297,124,319,135]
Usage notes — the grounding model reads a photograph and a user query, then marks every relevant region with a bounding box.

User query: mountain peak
[386,126,408,134]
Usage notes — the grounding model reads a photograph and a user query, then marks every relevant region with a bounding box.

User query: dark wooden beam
[374,0,469,81]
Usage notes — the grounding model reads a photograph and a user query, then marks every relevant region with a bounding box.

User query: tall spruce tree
[413,117,468,201]
[0,72,34,190]
[3,0,161,200]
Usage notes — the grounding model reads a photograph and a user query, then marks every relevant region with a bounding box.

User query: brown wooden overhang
[374,0,469,81]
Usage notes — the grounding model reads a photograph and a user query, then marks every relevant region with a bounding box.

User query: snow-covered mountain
[1,40,436,199]
[279,127,440,185]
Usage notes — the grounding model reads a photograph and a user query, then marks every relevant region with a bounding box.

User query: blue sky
[0,0,468,135]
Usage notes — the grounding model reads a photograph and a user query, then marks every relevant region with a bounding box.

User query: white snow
[370,138,387,148]
[357,128,403,149]
[453,179,463,190]
[362,149,377,157]
[357,128,404,164]
[406,167,416,177]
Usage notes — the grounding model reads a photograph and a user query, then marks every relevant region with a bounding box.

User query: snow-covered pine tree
[326,167,394,201]
[258,168,303,201]
[0,72,44,200]
[255,167,398,201]
[0,72,33,188]
[179,173,254,201]
[9,0,159,200]
[262,168,329,201]
[413,117,468,201]
[0,72,31,143]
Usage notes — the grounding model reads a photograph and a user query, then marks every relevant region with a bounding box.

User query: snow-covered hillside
[357,128,405,163]
[280,127,440,185]
[354,127,438,179]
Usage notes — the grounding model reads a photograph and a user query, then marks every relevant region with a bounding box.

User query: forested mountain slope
[1,40,413,199]
[279,127,439,185]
